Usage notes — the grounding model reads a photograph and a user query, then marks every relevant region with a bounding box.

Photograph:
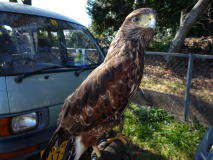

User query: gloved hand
[91,139,126,160]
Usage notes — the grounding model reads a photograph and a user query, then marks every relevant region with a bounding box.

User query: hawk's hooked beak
[139,13,156,30]
[148,18,156,29]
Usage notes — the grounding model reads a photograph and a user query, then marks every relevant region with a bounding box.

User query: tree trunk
[9,0,18,2]
[169,0,211,53]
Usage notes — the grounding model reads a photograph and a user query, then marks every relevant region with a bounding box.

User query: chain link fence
[140,52,213,125]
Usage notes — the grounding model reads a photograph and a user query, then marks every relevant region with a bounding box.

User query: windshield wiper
[14,65,76,83]
[74,58,99,77]
[15,62,99,83]
[74,64,99,77]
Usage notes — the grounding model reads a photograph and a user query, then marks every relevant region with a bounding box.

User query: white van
[0,2,104,159]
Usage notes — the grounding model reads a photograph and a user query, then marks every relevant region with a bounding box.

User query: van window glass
[61,22,100,66]
[0,12,101,75]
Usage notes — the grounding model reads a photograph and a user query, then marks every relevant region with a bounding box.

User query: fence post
[184,53,194,121]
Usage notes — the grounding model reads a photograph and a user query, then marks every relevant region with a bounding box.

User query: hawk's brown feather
[41,8,156,160]
[60,53,139,134]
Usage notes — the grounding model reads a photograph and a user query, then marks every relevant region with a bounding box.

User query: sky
[0,0,91,27]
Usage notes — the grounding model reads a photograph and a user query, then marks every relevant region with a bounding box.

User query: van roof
[0,2,82,26]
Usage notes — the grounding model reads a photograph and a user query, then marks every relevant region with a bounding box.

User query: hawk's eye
[132,16,139,22]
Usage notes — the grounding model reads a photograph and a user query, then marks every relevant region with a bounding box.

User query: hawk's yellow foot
[106,133,129,144]
[92,145,102,158]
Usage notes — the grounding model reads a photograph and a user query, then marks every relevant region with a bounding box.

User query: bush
[148,28,173,52]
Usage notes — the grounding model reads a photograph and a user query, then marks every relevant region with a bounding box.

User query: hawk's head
[119,8,156,42]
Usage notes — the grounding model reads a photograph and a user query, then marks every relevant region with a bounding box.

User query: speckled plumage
[41,8,156,160]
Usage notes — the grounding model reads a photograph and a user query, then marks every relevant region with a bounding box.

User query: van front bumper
[0,126,55,160]
[0,105,62,160]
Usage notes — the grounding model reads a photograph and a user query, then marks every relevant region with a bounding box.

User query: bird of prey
[41,8,156,160]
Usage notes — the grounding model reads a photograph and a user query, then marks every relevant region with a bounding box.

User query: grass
[121,103,207,160]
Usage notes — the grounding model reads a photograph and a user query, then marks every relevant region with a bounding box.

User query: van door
[6,70,94,113]
[0,77,9,114]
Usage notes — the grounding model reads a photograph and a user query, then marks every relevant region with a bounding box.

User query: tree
[169,0,212,53]
[87,0,135,35]
[88,0,213,52]
[88,0,196,34]
[192,2,213,36]
[87,0,195,48]
[133,0,145,9]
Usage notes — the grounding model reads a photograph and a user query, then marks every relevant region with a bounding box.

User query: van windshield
[0,12,101,75]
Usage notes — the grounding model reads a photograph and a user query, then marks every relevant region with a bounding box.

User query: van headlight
[11,112,38,133]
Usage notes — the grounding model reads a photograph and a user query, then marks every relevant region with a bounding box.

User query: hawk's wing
[59,55,141,135]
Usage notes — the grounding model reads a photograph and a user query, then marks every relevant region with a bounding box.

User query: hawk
[41,8,156,160]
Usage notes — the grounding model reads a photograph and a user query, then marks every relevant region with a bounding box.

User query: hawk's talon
[91,154,104,160]
[91,145,102,160]
[106,133,129,144]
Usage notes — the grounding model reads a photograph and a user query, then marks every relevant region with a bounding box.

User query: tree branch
[169,0,211,53]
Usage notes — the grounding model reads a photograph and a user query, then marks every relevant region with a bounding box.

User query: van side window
[36,29,60,64]
[0,31,17,55]
[63,25,100,66]
[0,12,102,75]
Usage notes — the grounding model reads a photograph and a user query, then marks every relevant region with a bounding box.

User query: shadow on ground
[131,88,213,125]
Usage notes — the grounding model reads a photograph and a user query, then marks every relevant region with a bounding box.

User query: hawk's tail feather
[41,127,70,160]
[63,137,76,160]
[40,127,61,160]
